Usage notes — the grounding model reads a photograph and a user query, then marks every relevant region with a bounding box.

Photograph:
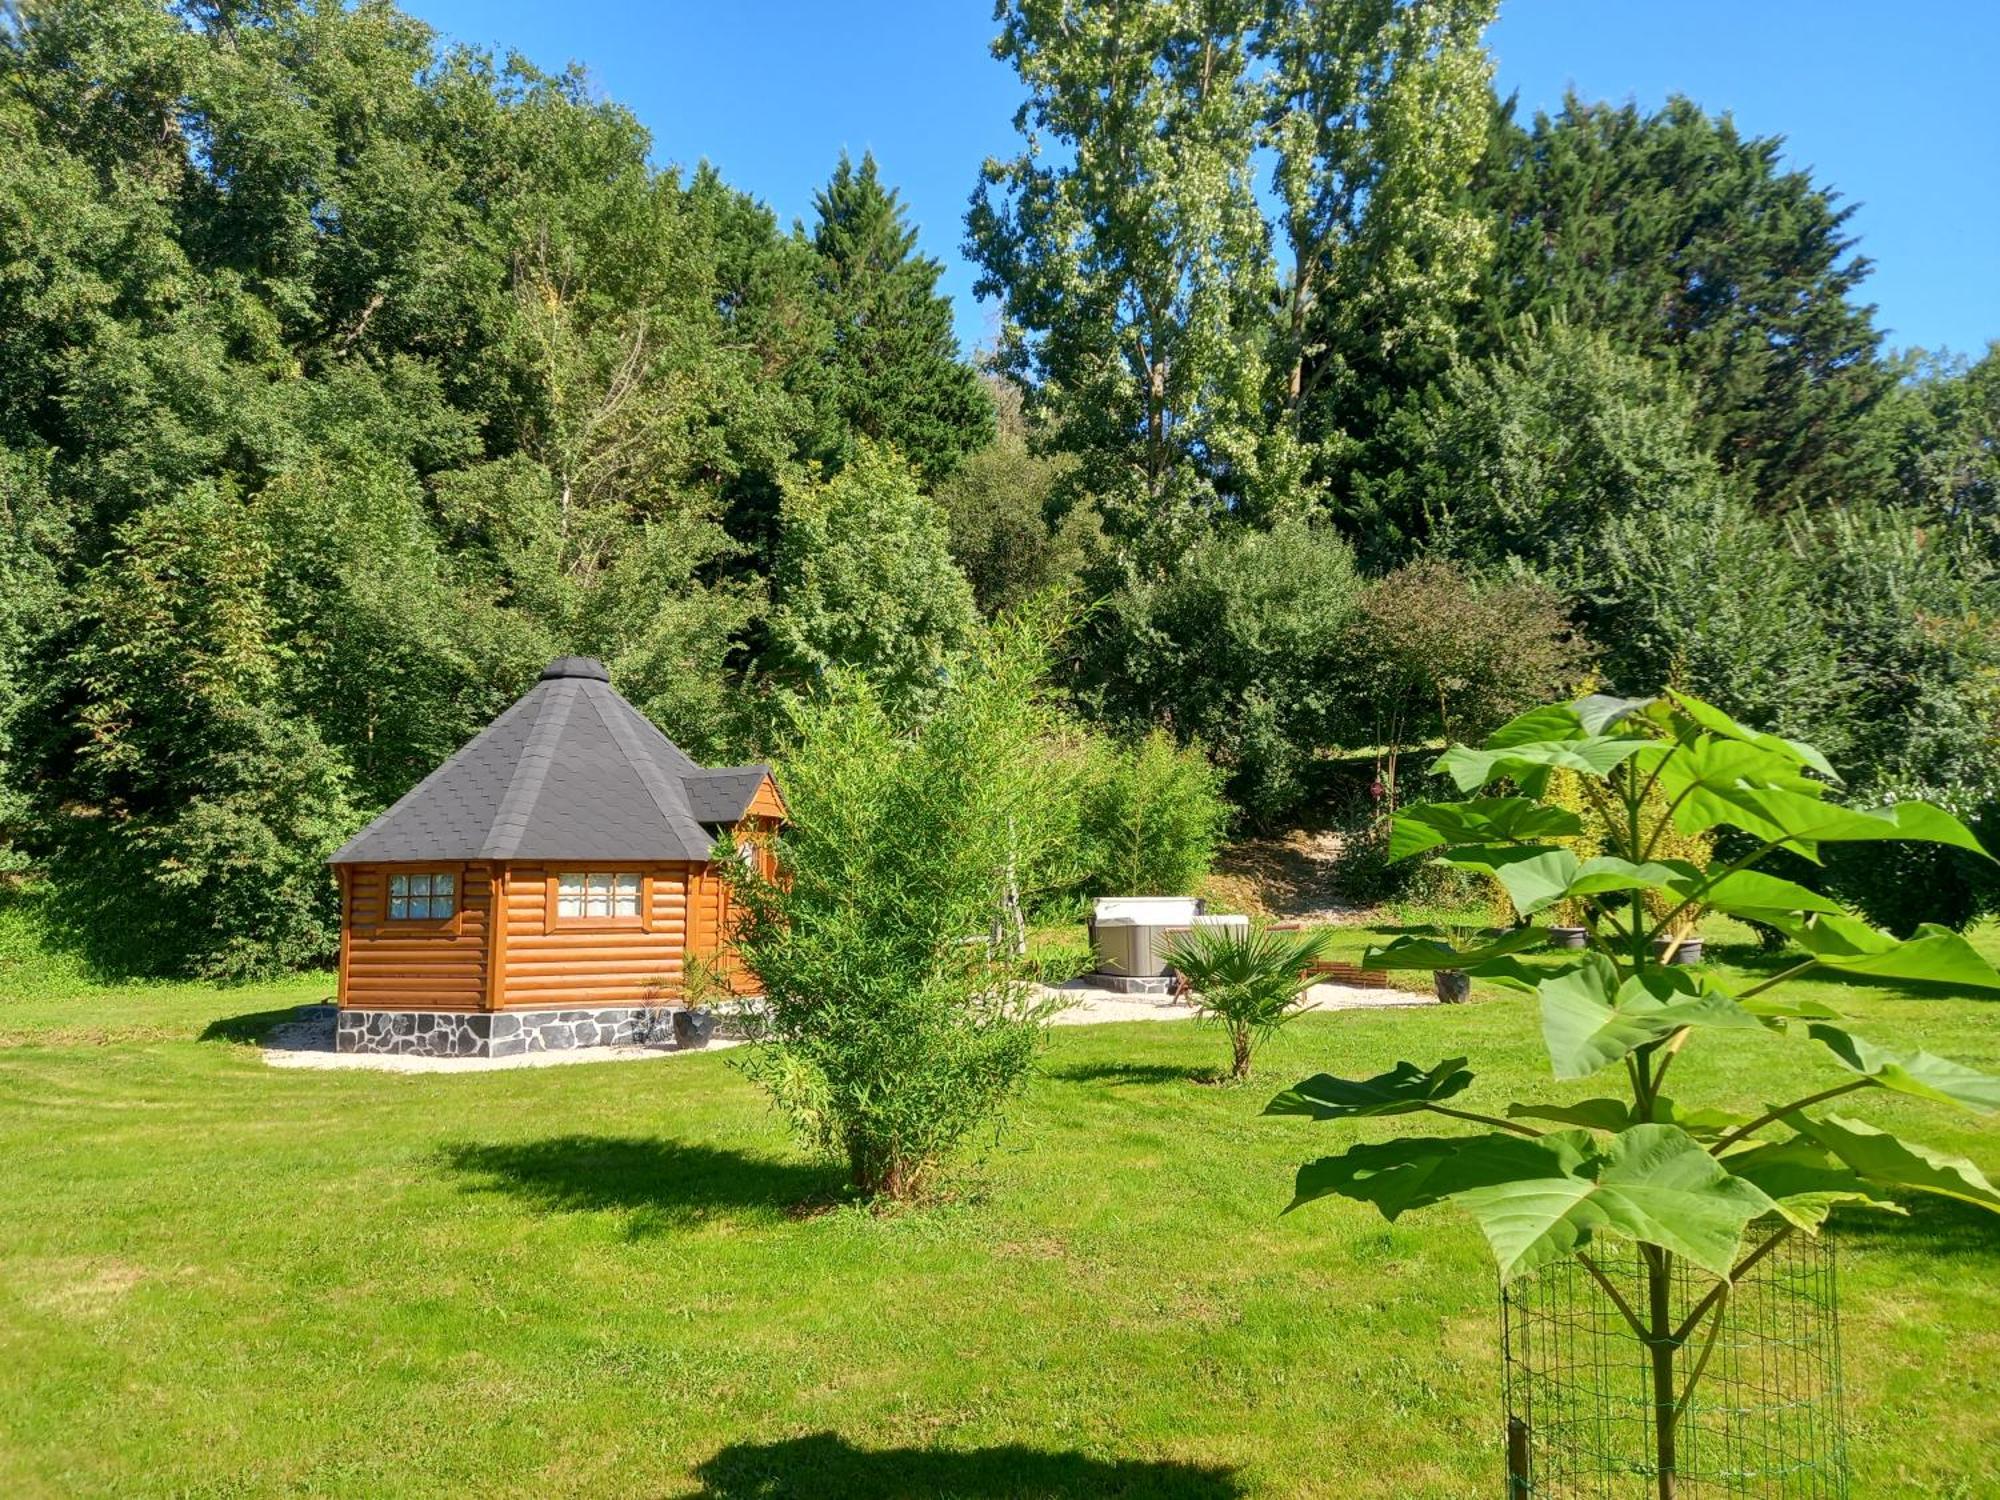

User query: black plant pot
[1547,926,1589,950]
[1652,935,1704,966]
[672,1008,718,1050]
[1434,969,1472,1005]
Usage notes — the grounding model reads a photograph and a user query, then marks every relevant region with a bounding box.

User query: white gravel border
[258,1012,741,1074]
[255,979,1428,1072]
[1041,978,1434,1026]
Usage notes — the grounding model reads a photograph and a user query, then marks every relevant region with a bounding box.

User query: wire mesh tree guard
[1502,1228,1846,1498]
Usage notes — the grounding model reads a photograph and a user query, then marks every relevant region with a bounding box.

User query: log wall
[340,863,492,1012]
[496,862,690,1009]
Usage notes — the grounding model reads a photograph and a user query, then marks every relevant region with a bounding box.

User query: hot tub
[1087,897,1249,994]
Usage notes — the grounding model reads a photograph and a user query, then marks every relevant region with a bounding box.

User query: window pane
[389,896,408,919]
[614,874,640,916]
[585,892,610,917]
[389,875,408,899]
[434,872,454,897]
[415,873,435,898]
[558,893,581,917]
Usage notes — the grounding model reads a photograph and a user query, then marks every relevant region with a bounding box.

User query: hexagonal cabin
[328,656,783,1057]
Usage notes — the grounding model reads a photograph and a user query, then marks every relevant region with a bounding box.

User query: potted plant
[1547,897,1589,950]
[1386,906,1518,1002]
[1651,914,1704,965]
[1270,690,2000,1496]
[673,955,731,1050]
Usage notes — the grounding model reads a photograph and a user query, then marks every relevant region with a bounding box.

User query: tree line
[0,0,1993,978]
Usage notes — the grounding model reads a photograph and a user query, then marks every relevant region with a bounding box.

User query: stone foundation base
[1086,972,1179,996]
[337,1005,680,1058]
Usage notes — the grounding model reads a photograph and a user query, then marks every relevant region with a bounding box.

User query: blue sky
[406,1,2000,361]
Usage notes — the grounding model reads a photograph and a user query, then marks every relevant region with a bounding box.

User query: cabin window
[387,871,455,921]
[557,872,642,920]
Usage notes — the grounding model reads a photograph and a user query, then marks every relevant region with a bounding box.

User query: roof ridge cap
[483,679,575,859]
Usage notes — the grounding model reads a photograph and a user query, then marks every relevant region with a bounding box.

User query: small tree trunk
[1231,1026,1253,1081]
[1647,1246,1678,1499]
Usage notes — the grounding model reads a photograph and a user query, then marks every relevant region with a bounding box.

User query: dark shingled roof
[329,657,777,865]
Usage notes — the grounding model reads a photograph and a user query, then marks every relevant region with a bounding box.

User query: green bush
[1077,517,1361,824]
[1073,728,1230,897]
[727,620,1069,1199]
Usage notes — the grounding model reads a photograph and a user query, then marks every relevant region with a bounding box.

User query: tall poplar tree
[967,0,1273,568]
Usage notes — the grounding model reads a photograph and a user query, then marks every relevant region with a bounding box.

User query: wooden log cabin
[328,656,783,1057]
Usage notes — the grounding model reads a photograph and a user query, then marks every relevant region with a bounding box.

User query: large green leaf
[1670,868,1845,921]
[1572,694,1655,735]
[1286,1131,1562,1218]
[1487,703,1589,748]
[1443,848,1686,920]
[1388,797,1585,862]
[1655,737,1829,846]
[1507,1097,1753,1140]
[1363,927,1548,972]
[1265,1058,1474,1121]
[1508,1098,1635,1133]
[1439,845,1578,917]
[1565,856,1688,900]
[1664,690,1840,781]
[1804,1024,2000,1113]
[1684,784,1991,857]
[1466,954,1569,994]
[1538,958,1763,1080]
[1723,1138,1902,1230]
[1787,1114,2000,1213]
[1737,994,1844,1023]
[1450,1124,1778,1280]
[1762,913,2000,992]
[1434,735,1649,795]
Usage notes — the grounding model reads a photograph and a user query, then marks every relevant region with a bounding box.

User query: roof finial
[539,656,610,683]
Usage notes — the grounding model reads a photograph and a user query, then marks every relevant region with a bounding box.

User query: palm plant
[1166,923,1337,1080]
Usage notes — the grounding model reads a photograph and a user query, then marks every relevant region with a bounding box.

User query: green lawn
[1,929,1997,1497]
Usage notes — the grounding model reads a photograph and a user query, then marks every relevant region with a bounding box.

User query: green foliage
[767,442,980,724]
[1273,690,2000,1488]
[726,622,1069,1199]
[1795,503,2000,932]
[969,0,1273,562]
[1165,921,1336,1080]
[933,380,1095,616]
[1081,517,1361,822]
[43,486,356,978]
[1072,728,1231,898]
[1343,559,1591,805]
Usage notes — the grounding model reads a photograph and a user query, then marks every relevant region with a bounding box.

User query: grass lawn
[1,926,1997,1497]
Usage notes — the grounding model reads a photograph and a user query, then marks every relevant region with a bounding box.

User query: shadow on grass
[693,1432,1242,1498]
[198,1008,300,1045]
[441,1135,838,1232]
[1046,1062,1208,1087]
[1832,1193,2000,1261]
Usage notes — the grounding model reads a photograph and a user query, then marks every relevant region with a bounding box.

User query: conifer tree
[1472,95,1891,512]
[811,152,993,485]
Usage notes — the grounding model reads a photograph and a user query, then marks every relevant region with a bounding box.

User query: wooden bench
[1257,922,1394,988]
